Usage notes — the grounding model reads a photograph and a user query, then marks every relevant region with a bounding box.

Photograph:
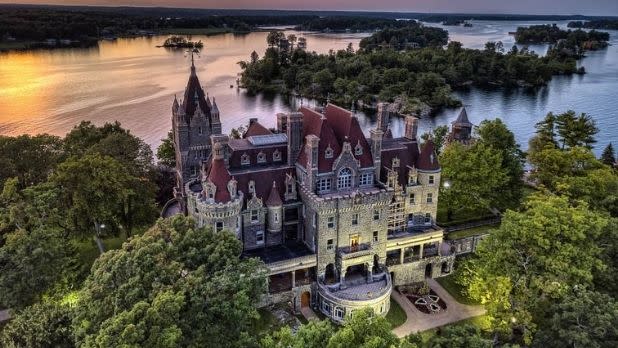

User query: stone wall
[388,255,455,286]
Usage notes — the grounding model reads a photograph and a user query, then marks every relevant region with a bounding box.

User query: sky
[2,0,618,16]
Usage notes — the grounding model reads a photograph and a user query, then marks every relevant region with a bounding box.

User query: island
[514,24,610,58]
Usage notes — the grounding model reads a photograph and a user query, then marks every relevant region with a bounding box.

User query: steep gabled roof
[323,104,373,168]
[244,121,273,138]
[452,107,472,127]
[297,107,341,173]
[416,139,440,171]
[181,64,211,121]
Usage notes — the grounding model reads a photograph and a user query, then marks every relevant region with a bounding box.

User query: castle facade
[170,64,455,323]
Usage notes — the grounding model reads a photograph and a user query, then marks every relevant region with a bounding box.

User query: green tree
[50,154,140,252]
[266,30,285,47]
[0,302,74,348]
[460,195,609,344]
[528,112,558,154]
[528,146,601,191]
[533,290,618,348]
[601,142,616,166]
[555,110,598,149]
[421,125,448,154]
[0,227,73,309]
[261,320,334,348]
[0,134,64,188]
[72,216,267,348]
[156,131,176,167]
[327,308,399,348]
[476,119,525,209]
[439,142,509,221]
[428,325,492,348]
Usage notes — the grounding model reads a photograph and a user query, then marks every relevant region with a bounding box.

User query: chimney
[304,134,320,192]
[404,115,419,140]
[249,118,258,126]
[376,102,391,133]
[277,113,288,133]
[210,134,229,166]
[370,128,384,182]
[286,112,304,165]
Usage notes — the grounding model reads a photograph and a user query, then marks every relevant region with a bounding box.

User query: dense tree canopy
[0,134,64,188]
[0,302,75,348]
[73,216,267,347]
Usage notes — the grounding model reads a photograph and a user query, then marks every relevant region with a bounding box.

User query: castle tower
[266,182,283,234]
[450,108,473,143]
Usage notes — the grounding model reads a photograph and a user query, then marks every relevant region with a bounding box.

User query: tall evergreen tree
[601,142,616,166]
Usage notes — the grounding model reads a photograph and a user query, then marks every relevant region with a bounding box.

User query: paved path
[392,278,485,338]
[0,309,11,323]
[300,306,319,321]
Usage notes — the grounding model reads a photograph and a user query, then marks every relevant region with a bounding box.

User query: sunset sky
[2,0,618,15]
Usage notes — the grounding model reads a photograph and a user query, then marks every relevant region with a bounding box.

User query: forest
[568,19,618,30]
[514,24,610,55]
[240,27,579,115]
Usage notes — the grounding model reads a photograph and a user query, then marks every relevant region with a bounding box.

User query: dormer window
[355,142,363,156]
[248,180,255,194]
[241,153,250,165]
[257,152,266,164]
[392,157,400,168]
[325,145,334,159]
[273,149,282,161]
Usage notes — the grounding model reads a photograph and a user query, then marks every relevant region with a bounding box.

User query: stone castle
[168,62,458,323]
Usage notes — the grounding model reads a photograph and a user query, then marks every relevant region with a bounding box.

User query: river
[0,20,615,154]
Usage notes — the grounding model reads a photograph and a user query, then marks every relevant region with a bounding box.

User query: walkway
[300,306,319,321]
[0,309,10,323]
[392,278,485,338]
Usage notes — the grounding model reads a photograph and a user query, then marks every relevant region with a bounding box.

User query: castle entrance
[301,291,310,307]
[425,263,433,278]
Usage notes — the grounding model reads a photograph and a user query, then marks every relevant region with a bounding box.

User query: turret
[265,181,283,233]
[211,97,222,134]
[404,115,419,140]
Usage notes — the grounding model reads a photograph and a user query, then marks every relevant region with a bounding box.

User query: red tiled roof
[297,107,341,173]
[204,158,232,203]
[323,104,374,169]
[265,181,283,206]
[232,167,295,205]
[243,121,273,138]
[416,139,440,171]
[380,138,420,185]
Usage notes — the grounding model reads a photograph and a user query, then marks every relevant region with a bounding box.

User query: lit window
[426,193,433,204]
[251,210,259,222]
[373,231,378,242]
[351,214,359,225]
[257,152,266,163]
[317,178,332,192]
[327,216,335,229]
[373,209,380,221]
[429,175,435,185]
[215,221,224,232]
[241,153,250,165]
[273,149,282,161]
[359,173,373,186]
[327,239,334,250]
[337,168,352,189]
[409,193,415,204]
[256,231,264,245]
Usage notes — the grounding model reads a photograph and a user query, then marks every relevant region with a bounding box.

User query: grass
[74,236,126,273]
[418,314,491,342]
[385,298,407,328]
[445,223,499,240]
[436,274,480,305]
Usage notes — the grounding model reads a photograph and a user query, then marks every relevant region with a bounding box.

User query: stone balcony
[317,266,392,303]
[337,243,373,260]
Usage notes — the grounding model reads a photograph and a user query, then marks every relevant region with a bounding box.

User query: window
[215,221,224,232]
[257,152,266,163]
[251,209,259,222]
[248,180,255,194]
[241,153,250,165]
[359,173,373,186]
[274,213,279,223]
[313,213,317,228]
[373,231,379,242]
[322,301,331,314]
[192,166,198,176]
[355,143,363,156]
[327,216,335,229]
[352,213,359,225]
[409,193,415,204]
[236,217,241,231]
[337,168,352,189]
[429,175,435,185]
[424,213,431,224]
[327,239,334,251]
[426,193,433,204]
[334,307,344,319]
[198,126,203,135]
[273,149,282,161]
[256,231,264,245]
[317,178,331,192]
[325,145,334,159]
[287,183,293,194]
[373,209,380,221]
[392,157,400,168]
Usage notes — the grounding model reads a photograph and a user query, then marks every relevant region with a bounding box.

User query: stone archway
[325,263,337,284]
[301,291,311,308]
[425,263,433,278]
[441,261,450,274]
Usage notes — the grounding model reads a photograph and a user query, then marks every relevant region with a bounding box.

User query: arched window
[337,168,352,189]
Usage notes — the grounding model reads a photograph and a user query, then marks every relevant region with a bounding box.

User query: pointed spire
[266,181,283,206]
[190,50,196,76]
[452,107,472,126]
[173,94,179,109]
[212,97,219,113]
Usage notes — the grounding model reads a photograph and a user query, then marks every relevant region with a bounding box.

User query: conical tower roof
[265,181,283,206]
[452,107,472,126]
[416,139,440,171]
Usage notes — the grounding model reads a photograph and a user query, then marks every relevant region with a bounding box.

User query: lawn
[436,274,480,305]
[74,237,126,273]
[417,314,491,343]
[445,223,499,240]
[385,298,407,328]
